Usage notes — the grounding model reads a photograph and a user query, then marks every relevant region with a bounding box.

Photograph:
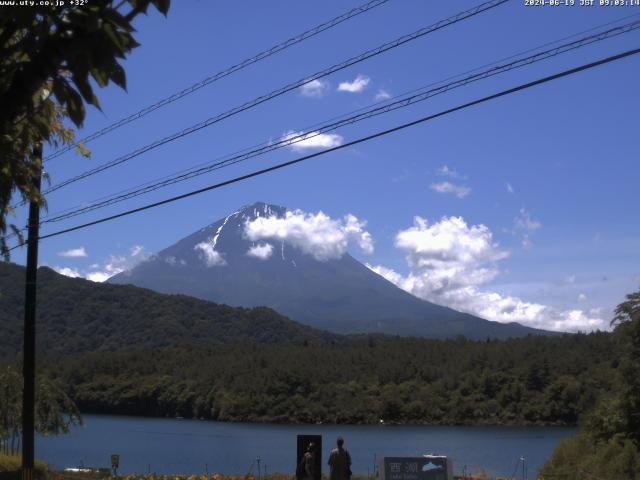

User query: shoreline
[73,411,578,429]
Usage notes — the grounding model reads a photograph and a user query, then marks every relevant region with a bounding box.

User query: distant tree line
[7,331,615,427]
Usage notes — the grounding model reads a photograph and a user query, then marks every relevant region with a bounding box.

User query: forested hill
[36,332,616,426]
[0,262,337,357]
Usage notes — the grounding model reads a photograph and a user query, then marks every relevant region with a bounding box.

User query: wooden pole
[22,143,42,480]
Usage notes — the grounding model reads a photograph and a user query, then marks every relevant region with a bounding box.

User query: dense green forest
[3,262,638,477]
[0,263,336,357]
[16,332,614,426]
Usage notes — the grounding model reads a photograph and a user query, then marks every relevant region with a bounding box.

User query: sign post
[378,456,453,480]
[111,454,120,477]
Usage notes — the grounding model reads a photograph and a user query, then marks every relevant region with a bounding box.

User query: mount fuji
[109,202,554,339]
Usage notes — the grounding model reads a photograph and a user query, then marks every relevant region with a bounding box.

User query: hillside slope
[0,262,336,357]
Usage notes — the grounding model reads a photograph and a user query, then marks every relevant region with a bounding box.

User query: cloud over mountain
[194,242,226,266]
[53,245,150,282]
[247,242,274,260]
[243,209,373,261]
[367,216,607,332]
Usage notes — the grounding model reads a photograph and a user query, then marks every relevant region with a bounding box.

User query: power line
[43,0,392,162]
[36,19,640,225]
[37,13,640,221]
[34,0,509,199]
[9,46,639,251]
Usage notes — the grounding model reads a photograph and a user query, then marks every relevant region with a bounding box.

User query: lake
[36,415,574,478]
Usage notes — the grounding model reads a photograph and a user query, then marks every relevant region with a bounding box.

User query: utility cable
[33,0,509,200]
[8,46,639,251]
[43,0,392,162]
[37,13,640,223]
[36,20,640,225]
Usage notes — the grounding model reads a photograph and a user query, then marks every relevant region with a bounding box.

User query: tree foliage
[541,288,640,479]
[0,364,81,456]
[25,331,616,427]
[0,0,170,259]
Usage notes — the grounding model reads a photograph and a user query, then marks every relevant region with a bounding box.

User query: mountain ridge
[110,201,557,340]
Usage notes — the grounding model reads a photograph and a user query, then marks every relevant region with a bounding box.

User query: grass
[0,453,50,480]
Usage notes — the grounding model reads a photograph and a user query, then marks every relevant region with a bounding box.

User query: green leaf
[71,74,100,109]
[110,63,127,90]
[65,86,85,127]
[102,23,126,56]
[153,0,171,15]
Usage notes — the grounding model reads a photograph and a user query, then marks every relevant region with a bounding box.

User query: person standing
[328,436,352,480]
[297,442,316,480]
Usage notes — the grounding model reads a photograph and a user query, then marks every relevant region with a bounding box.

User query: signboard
[378,456,452,480]
[296,434,322,480]
[111,454,120,475]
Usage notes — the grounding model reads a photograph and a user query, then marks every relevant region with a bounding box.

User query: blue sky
[10,0,640,332]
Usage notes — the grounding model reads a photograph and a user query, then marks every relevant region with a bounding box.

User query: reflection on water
[36,414,574,477]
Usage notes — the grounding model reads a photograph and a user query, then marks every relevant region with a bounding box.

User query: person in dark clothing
[298,442,316,480]
[328,436,351,480]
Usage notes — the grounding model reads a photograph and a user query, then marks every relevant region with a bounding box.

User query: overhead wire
[8,46,639,251]
[31,0,509,201]
[35,19,640,225]
[38,11,640,222]
[4,14,638,243]
[43,0,392,162]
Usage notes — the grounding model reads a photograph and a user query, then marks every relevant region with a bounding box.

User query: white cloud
[51,246,151,282]
[244,209,373,262]
[86,271,113,283]
[430,181,471,199]
[337,74,370,93]
[164,256,186,266]
[393,216,508,293]
[514,208,541,232]
[561,274,576,285]
[299,79,329,98]
[506,182,514,194]
[513,208,541,249]
[194,242,226,266]
[437,165,464,179]
[282,130,343,151]
[247,243,274,260]
[578,293,588,302]
[57,247,87,258]
[85,245,151,282]
[52,266,82,278]
[374,89,391,101]
[366,216,607,332]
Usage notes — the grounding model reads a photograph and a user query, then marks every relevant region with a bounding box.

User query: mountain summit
[109,202,552,339]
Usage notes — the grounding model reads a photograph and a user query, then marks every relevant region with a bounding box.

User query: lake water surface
[36,415,574,478]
